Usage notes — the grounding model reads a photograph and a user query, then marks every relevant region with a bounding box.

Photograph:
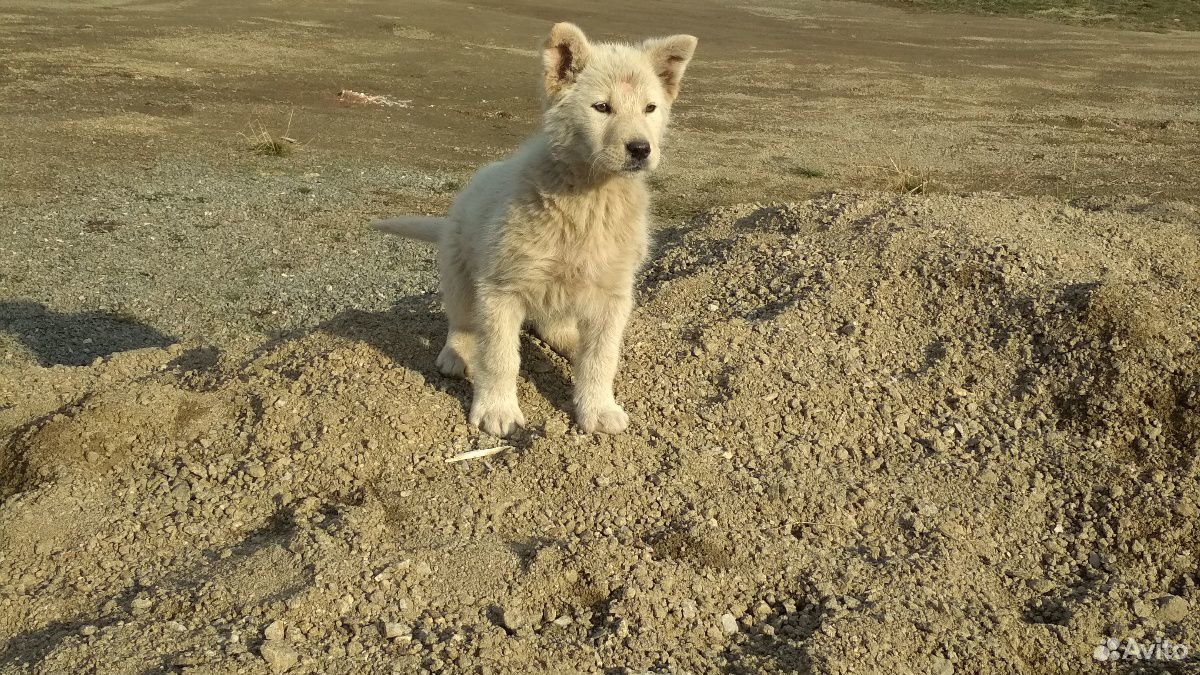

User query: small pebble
[260,640,298,674]
[544,418,569,438]
[930,656,954,675]
[1156,595,1189,623]
[499,605,526,632]
[264,620,287,642]
[383,621,411,640]
[719,613,739,635]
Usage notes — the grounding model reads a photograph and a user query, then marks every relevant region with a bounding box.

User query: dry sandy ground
[2,1,1200,674]
[2,0,1199,353]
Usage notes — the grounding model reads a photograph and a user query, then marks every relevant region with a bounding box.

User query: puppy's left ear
[642,34,697,100]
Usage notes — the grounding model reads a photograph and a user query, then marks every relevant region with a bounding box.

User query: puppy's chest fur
[491,180,649,303]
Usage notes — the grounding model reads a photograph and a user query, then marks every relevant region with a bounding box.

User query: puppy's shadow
[320,293,573,424]
[0,300,175,366]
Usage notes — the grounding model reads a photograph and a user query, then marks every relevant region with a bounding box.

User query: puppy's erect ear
[642,34,697,100]
[543,22,591,97]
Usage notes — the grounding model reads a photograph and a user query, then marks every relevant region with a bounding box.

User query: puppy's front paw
[576,403,629,435]
[469,398,526,437]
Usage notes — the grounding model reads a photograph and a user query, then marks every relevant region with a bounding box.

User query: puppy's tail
[370,216,447,243]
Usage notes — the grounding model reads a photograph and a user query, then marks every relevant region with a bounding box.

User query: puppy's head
[541,23,697,177]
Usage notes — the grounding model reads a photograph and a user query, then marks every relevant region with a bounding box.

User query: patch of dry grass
[864,157,934,194]
[239,110,300,157]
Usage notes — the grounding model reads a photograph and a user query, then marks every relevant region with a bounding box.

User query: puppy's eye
[591,102,611,114]
[645,103,657,113]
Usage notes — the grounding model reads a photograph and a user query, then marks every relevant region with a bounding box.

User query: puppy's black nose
[625,140,651,161]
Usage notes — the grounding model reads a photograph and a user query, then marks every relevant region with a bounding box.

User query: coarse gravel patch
[1,191,1198,674]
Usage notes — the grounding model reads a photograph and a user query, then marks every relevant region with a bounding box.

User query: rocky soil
[2,192,1198,674]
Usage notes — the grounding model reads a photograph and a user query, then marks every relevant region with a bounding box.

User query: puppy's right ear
[543,22,591,97]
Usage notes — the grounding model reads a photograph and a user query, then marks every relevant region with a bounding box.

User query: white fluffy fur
[372,22,697,436]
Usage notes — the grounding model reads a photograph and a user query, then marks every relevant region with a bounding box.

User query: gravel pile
[1,192,1197,674]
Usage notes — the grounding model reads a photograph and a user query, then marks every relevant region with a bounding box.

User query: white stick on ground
[445,446,513,463]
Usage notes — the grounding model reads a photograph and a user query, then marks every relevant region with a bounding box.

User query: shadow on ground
[0,301,175,367]
[0,505,310,672]
[319,293,576,425]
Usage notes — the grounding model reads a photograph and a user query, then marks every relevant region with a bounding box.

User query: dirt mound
[1,192,1198,674]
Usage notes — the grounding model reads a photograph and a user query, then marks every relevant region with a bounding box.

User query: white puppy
[372,22,697,436]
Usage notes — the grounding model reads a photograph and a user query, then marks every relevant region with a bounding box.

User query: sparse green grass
[861,0,1200,32]
[787,165,827,179]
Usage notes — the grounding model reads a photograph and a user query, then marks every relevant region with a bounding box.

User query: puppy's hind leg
[436,239,475,378]
[534,315,580,361]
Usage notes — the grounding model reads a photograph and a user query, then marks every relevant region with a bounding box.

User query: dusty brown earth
[2,0,1200,674]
